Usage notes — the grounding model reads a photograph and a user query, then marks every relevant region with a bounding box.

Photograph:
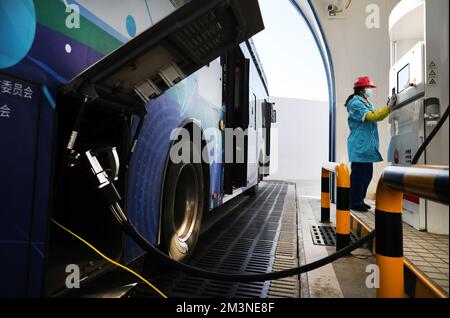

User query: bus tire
[163,140,204,262]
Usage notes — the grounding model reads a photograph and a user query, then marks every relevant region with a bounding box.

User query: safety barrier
[321,162,351,251]
[375,165,449,298]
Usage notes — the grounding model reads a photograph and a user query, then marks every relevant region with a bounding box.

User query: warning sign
[428,61,437,69]
[428,78,437,86]
[428,61,438,86]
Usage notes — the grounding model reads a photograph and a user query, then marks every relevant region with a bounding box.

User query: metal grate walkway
[128,181,301,298]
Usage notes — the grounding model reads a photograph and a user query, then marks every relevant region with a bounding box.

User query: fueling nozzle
[85,148,128,224]
[387,87,398,110]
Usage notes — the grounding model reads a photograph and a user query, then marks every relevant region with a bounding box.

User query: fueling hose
[52,216,372,296]
[109,107,447,283]
[120,218,375,282]
[412,104,449,164]
[82,149,375,283]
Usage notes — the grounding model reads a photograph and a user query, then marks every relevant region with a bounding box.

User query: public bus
[0,0,273,297]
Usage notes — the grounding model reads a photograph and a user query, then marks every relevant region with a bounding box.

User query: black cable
[80,134,377,283]
[412,105,449,164]
[122,221,375,282]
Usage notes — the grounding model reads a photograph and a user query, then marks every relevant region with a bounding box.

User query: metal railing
[375,165,449,298]
[321,162,351,251]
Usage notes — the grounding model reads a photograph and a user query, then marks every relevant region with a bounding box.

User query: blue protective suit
[346,95,383,163]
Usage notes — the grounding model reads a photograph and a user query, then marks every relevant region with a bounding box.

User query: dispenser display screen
[397,64,410,93]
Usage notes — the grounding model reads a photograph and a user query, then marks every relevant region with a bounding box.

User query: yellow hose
[51,219,168,298]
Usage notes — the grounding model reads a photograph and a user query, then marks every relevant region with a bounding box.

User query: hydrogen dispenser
[388,0,449,234]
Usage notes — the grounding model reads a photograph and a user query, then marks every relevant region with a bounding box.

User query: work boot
[351,205,368,212]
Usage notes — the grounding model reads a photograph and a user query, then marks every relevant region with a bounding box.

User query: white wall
[268,97,329,181]
[311,0,400,198]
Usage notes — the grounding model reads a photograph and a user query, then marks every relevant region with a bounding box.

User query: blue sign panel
[0,73,41,297]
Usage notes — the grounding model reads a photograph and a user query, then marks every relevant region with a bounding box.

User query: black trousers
[350,162,373,208]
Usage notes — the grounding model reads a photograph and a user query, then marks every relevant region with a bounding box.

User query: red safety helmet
[353,76,377,89]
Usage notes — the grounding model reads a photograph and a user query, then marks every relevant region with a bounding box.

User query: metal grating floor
[128,181,299,298]
[267,184,300,298]
[310,225,358,246]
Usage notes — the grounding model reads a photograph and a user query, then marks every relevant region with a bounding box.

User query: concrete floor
[274,178,377,298]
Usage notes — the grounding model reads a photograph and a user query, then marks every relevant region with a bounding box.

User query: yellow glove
[364,106,391,122]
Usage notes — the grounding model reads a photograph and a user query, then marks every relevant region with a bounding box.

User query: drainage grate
[128,181,293,298]
[310,225,358,246]
[268,184,300,298]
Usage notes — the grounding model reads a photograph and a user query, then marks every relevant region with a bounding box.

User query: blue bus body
[0,0,269,297]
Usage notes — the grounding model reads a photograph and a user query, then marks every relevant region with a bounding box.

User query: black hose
[412,105,449,164]
[122,221,375,282]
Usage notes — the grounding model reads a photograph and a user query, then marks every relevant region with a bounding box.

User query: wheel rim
[173,164,199,242]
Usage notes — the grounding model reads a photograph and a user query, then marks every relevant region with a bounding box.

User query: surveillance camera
[328,4,338,12]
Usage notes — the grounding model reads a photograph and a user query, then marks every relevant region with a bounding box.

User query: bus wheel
[163,140,204,262]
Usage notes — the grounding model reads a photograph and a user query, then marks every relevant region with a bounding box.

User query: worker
[345,76,397,212]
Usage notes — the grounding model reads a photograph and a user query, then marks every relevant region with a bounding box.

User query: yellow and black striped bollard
[321,169,330,223]
[375,180,404,298]
[335,164,350,251]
